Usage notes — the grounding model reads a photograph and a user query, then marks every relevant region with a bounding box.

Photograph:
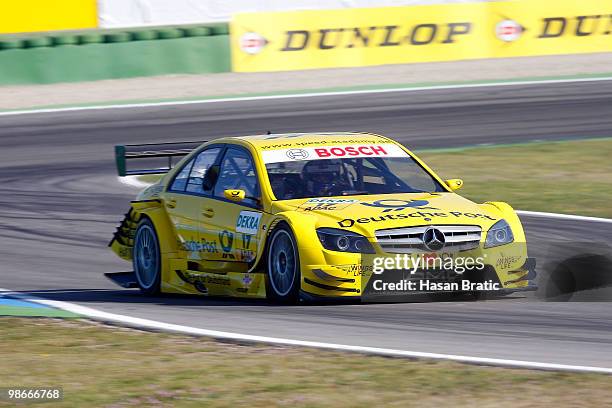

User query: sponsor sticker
[338,210,496,227]
[495,19,523,42]
[495,252,523,270]
[219,230,235,259]
[181,239,219,254]
[337,263,374,276]
[298,198,359,211]
[232,1,612,73]
[261,143,408,163]
[236,211,262,234]
[240,32,267,54]
[242,273,254,287]
[286,149,310,160]
[361,199,436,212]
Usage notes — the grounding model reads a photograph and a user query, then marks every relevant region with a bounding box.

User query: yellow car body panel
[110,132,533,300]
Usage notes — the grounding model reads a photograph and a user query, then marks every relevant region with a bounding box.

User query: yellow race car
[109,132,536,303]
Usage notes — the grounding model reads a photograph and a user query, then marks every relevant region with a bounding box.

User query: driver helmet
[304,160,350,196]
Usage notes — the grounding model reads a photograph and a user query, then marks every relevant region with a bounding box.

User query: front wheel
[266,223,300,304]
[133,218,161,295]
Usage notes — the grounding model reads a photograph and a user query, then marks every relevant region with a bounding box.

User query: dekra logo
[237,214,260,231]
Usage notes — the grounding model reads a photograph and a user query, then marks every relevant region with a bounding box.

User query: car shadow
[8,287,525,308]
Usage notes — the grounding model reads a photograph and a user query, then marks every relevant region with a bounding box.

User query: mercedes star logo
[422,227,446,251]
[286,149,309,160]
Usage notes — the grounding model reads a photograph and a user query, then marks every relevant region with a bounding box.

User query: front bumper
[498,257,538,293]
[300,256,538,299]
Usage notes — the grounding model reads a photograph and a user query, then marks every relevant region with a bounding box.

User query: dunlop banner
[231,0,612,72]
[0,0,98,34]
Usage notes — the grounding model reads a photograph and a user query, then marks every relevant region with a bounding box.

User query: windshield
[266,155,446,200]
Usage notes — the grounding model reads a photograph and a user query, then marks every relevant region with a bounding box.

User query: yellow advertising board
[0,0,98,34]
[231,0,612,72]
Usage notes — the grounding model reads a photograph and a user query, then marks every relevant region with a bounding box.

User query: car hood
[271,193,503,237]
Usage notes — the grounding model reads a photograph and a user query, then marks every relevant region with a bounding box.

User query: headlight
[316,228,375,254]
[485,219,514,248]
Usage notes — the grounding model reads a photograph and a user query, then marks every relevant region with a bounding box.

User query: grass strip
[418,138,612,218]
[0,306,78,318]
[0,317,610,407]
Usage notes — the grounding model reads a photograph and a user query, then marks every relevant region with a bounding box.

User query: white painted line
[1,288,611,374]
[517,210,612,224]
[2,76,612,117]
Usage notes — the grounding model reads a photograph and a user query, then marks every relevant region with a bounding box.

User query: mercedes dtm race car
[109,132,536,303]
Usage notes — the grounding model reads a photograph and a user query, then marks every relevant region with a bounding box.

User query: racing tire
[266,223,300,304]
[133,218,162,295]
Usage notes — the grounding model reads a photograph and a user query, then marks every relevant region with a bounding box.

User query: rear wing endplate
[114,141,205,176]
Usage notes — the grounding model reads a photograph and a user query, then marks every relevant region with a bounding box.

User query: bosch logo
[286,149,310,160]
[496,20,524,42]
[422,227,446,251]
[315,145,388,158]
[240,32,267,55]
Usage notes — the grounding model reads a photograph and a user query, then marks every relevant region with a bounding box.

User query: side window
[185,147,222,194]
[169,158,195,192]
[214,147,260,207]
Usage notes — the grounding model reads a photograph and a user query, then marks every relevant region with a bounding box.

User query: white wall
[98,0,490,28]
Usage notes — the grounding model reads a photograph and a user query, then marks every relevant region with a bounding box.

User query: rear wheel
[133,218,161,295]
[266,224,300,304]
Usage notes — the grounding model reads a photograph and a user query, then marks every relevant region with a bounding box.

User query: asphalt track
[1,80,612,369]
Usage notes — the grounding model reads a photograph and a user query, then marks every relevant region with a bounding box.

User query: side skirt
[105,272,138,289]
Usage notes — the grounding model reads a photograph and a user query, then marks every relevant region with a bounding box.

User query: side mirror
[224,189,246,202]
[445,178,464,191]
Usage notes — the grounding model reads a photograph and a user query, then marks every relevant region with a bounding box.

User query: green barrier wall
[0,24,231,85]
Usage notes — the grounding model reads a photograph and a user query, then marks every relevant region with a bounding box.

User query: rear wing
[114,141,205,176]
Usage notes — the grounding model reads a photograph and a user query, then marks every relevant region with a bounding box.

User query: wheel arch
[482,201,527,243]
[130,201,180,255]
[251,211,323,273]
